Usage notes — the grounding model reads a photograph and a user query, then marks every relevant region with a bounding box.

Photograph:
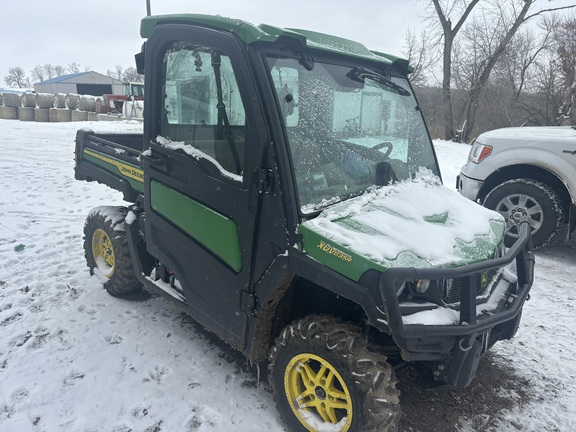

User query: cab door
[142,24,266,346]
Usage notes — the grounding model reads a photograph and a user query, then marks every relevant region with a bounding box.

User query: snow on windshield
[301,169,504,267]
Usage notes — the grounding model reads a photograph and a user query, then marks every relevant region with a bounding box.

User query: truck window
[267,56,438,213]
[160,42,246,178]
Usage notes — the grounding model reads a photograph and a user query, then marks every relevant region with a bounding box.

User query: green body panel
[83,149,144,193]
[299,224,387,281]
[140,14,411,69]
[150,180,243,272]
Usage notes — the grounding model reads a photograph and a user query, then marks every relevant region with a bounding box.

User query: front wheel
[268,316,400,432]
[483,179,563,248]
[83,206,142,296]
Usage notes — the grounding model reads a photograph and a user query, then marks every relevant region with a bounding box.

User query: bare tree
[68,62,81,74]
[31,65,46,83]
[106,65,124,81]
[554,16,576,125]
[53,65,67,77]
[403,30,434,87]
[4,66,30,88]
[427,0,576,141]
[430,0,481,141]
[42,64,56,80]
[122,67,143,83]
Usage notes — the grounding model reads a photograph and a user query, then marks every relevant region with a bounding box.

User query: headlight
[413,279,431,294]
[468,142,492,164]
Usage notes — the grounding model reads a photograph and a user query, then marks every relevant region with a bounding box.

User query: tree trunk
[431,0,481,141]
[442,32,455,141]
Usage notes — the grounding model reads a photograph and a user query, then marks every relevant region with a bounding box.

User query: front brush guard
[380,218,535,351]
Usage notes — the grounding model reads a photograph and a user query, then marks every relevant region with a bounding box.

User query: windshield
[266,56,439,214]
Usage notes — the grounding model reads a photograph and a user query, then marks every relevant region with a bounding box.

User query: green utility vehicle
[75,14,534,432]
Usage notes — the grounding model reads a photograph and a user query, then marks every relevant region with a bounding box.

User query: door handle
[141,152,168,171]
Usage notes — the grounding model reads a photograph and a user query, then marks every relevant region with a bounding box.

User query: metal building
[33,72,122,96]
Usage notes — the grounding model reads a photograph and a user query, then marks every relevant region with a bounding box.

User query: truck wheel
[268,315,400,432]
[483,179,563,248]
[83,206,142,296]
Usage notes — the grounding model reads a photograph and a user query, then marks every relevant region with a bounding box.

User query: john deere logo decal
[480,272,489,288]
[84,149,144,182]
[317,241,352,263]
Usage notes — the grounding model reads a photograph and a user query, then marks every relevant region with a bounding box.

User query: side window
[269,66,299,127]
[160,42,246,179]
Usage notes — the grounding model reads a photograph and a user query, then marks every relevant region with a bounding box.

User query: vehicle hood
[298,170,504,281]
[477,126,576,147]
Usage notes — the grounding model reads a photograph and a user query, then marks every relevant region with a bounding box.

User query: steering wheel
[371,141,393,158]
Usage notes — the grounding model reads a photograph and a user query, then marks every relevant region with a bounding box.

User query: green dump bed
[74,129,144,202]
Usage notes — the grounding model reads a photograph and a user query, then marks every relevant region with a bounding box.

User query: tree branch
[525,5,576,22]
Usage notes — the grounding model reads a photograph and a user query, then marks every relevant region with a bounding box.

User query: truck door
[142,25,267,347]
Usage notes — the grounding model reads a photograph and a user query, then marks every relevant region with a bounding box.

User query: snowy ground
[0,119,574,432]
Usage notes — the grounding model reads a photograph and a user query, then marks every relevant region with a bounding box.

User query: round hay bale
[35,93,54,109]
[2,92,21,108]
[53,93,66,108]
[95,97,105,113]
[65,93,79,110]
[123,100,144,119]
[87,112,99,121]
[49,107,58,122]
[0,93,3,106]
[77,95,96,112]
[0,106,18,119]
[20,93,36,108]
[55,108,71,122]
[71,110,88,121]
[18,106,35,121]
[35,108,49,122]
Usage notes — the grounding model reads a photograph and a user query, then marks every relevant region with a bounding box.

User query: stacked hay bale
[34,93,53,122]
[19,93,36,121]
[0,92,20,119]
[1,91,103,122]
[50,93,69,122]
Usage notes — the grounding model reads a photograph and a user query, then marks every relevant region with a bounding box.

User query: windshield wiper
[347,66,411,96]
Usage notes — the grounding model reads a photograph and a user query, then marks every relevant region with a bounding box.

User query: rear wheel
[83,206,141,296]
[269,315,400,432]
[483,179,563,248]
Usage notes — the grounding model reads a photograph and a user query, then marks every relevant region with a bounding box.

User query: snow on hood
[301,169,504,268]
[477,126,576,146]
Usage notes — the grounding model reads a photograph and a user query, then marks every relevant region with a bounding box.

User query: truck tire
[269,315,400,432]
[83,206,142,297]
[483,179,563,248]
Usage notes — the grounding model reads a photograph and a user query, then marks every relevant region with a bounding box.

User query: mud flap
[443,336,484,388]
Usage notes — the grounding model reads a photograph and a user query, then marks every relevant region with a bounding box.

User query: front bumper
[379,219,534,388]
[457,172,484,201]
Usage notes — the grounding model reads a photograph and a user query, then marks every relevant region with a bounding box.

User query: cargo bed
[74,129,144,202]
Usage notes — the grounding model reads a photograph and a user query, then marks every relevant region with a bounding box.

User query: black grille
[442,269,500,304]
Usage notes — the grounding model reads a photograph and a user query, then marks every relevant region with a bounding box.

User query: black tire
[269,315,400,432]
[483,179,563,248]
[83,206,142,296]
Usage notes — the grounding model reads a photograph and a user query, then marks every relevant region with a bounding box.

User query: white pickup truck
[458,126,576,248]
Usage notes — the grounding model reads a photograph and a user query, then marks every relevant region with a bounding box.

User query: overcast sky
[1,0,427,79]
[1,0,575,83]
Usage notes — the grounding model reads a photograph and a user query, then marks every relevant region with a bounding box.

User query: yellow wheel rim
[92,228,115,278]
[284,353,353,432]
